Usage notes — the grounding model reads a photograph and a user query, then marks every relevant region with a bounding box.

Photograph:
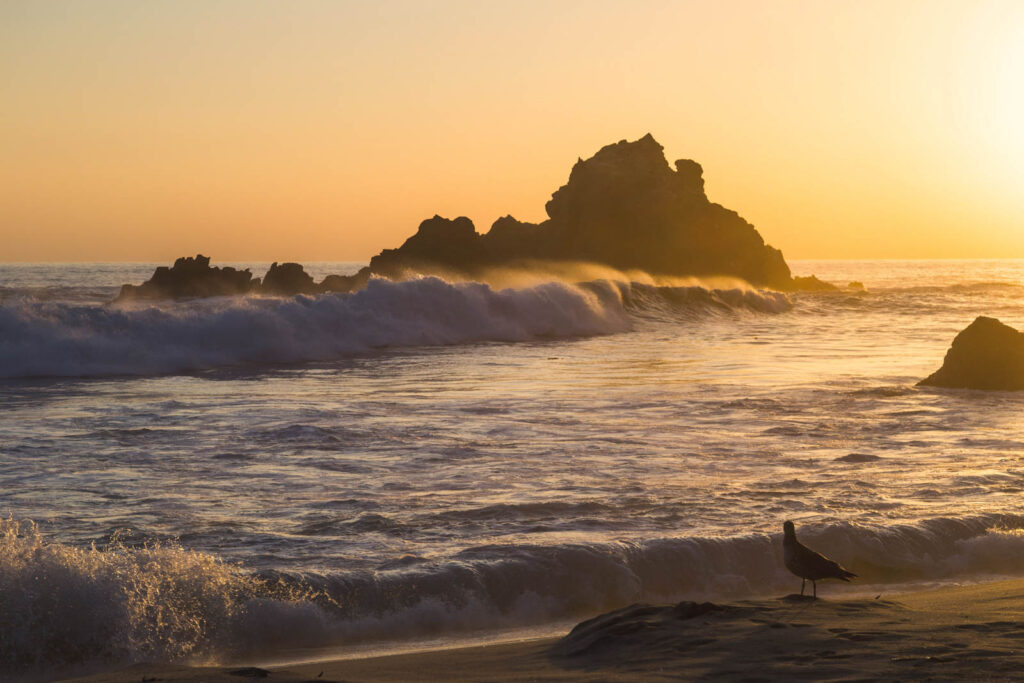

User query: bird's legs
[812,580,817,598]
[800,579,806,596]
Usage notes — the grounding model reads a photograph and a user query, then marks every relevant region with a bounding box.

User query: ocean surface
[3,259,1024,676]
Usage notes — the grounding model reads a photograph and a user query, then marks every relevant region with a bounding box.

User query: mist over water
[3,259,1024,675]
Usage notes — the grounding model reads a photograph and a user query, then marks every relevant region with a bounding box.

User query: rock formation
[368,215,484,279]
[790,275,839,292]
[117,134,835,299]
[117,255,257,300]
[919,316,1024,390]
[261,262,318,295]
[359,134,803,289]
[319,272,368,293]
[118,257,334,300]
[537,138,793,287]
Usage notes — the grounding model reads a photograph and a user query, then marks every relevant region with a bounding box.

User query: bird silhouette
[782,520,856,597]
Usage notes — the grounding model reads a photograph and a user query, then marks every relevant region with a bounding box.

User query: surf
[0,276,789,379]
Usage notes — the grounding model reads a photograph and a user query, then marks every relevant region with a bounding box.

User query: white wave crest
[0,276,790,379]
[0,277,630,378]
[8,514,1024,675]
[0,518,332,676]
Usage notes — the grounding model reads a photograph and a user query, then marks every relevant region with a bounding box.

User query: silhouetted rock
[791,275,840,292]
[119,256,328,300]
[482,215,543,258]
[919,316,1024,390]
[362,134,821,290]
[117,255,257,301]
[319,272,370,293]
[116,135,835,299]
[261,262,317,296]
[369,216,483,279]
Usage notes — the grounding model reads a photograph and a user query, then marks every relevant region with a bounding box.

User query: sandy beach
[65,577,1024,682]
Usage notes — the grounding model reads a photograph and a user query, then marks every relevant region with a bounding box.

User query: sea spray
[0,518,332,674]
[0,276,789,379]
[299,514,1024,630]
[0,277,628,378]
[9,514,1024,673]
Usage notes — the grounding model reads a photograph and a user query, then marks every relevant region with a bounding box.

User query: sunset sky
[2,0,1022,262]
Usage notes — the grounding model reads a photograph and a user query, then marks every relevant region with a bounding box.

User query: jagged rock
[361,134,814,290]
[791,275,840,292]
[919,316,1024,390]
[319,272,369,293]
[482,215,543,257]
[117,257,324,300]
[115,135,835,299]
[261,262,317,296]
[369,216,482,278]
[116,255,256,301]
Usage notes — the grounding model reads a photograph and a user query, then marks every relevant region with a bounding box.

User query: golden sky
[1,0,1022,262]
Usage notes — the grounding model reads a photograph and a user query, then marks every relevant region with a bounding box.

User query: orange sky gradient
[1,0,1022,262]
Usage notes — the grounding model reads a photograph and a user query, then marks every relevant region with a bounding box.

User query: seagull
[782,520,856,597]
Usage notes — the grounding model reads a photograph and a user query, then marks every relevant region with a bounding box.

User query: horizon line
[4,256,1024,265]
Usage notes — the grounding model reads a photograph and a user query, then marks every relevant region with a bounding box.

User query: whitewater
[3,259,1024,677]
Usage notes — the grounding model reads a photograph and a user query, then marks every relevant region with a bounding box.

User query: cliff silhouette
[118,134,830,300]
[365,134,799,290]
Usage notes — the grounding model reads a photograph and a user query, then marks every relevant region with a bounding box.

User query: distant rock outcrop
[538,138,794,288]
[319,272,368,293]
[358,134,803,289]
[116,134,836,299]
[369,215,483,279]
[117,255,257,300]
[118,256,351,300]
[791,275,839,292]
[261,262,318,296]
[919,316,1024,390]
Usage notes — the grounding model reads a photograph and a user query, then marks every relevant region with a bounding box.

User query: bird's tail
[838,569,857,582]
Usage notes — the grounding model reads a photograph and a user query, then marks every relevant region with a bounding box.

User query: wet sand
[67,578,1024,682]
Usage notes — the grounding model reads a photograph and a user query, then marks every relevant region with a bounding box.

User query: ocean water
[3,259,1024,675]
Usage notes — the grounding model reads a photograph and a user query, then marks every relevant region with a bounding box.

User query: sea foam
[0,518,334,675]
[0,276,788,379]
[7,514,1024,675]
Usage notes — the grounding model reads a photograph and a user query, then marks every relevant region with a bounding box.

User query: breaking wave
[0,518,333,677]
[0,277,789,379]
[8,514,1024,675]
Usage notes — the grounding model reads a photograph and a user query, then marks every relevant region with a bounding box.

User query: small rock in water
[919,316,1024,390]
[791,275,839,291]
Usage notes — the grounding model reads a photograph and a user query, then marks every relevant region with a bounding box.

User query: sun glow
[960,3,1024,185]
[1,1,1022,261]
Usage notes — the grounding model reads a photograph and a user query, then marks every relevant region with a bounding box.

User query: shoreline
[65,576,1024,682]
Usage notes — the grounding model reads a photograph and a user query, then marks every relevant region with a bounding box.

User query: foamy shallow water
[2,259,1024,674]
